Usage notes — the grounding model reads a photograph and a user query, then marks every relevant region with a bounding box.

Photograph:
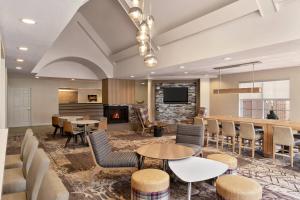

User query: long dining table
[204,115,300,157]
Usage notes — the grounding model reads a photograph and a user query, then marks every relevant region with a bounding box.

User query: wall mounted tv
[163,87,188,104]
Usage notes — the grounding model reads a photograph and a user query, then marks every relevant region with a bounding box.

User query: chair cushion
[176,124,204,146]
[101,152,139,168]
[3,168,26,194]
[5,154,23,169]
[37,170,69,200]
[2,192,26,200]
[176,143,202,156]
[207,154,238,170]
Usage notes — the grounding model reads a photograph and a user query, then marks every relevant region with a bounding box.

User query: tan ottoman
[207,154,238,174]
[216,175,262,200]
[131,169,170,200]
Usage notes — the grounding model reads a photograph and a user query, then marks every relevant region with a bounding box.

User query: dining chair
[273,126,300,167]
[176,124,204,156]
[238,123,263,158]
[52,116,62,137]
[194,117,204,126]
[206,119,220,149]
[5,129,33,169]
[37,170,69,200]
[63,121,85,148]
[221,121,236,153]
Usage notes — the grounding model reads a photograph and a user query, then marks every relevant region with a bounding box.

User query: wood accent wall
[58,90,78,104]
[102,79,135,104]
[59,103,103,120]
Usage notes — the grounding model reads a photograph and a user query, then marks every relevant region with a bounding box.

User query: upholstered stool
[207,154,238,174]
[216,175,262,200]
[131,169,170,200]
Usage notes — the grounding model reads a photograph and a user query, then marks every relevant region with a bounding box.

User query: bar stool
[207,119,221,149]
[239,123,263,158]
[221,121,236,153]
[216,175,262,200]
[273,126,299,167]
[131,169,170,200]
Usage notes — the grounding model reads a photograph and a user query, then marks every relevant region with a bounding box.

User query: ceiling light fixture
[184,72,189,74]
[16,66,22,70]
[224,57,232,61]
[21,18,36,25]
[144,53,157,67]
[130,75,135,78]
[150,71,155,74]
[129,7,143,22]
[179,66,185,69]
[18,46,28,51]
[71,78,75,81]
[138,42,148,56]
[35,76,39,79]
[16,58,24,62]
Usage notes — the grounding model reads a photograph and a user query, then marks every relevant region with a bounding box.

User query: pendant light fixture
[213,61,262,94]
[138,41,148,56]
[129,7,143,22]
[144,0,157,67]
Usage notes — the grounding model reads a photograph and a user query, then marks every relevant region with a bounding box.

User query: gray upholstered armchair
[176,124,205,156]
[87,131,140,169]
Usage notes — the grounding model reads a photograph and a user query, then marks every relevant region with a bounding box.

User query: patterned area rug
[7,126,300,200]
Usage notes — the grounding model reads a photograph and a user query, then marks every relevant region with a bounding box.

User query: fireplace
[104,105,129,124]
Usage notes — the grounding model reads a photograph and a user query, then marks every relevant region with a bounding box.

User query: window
[239,80,290,120]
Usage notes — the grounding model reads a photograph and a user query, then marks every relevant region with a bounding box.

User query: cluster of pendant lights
[129,0,157,67]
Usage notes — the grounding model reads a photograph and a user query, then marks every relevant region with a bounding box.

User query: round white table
[168,157,228,200]
[59,116,83,121]
[71,120,100,143]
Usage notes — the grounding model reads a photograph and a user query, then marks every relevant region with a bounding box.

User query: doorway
[8,88,32,127]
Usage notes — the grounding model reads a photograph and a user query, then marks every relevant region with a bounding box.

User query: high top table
[169,157,228,200]
[136,143,194,170]
[71,120,99,144]
[205,115,300,157]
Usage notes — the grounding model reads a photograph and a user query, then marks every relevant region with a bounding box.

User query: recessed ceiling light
[16,66,22,70]
[184,71,189,74]
[35,76,39,79]
[179,66,185,69]
[224,57,232,61]
[21,18,36,25]
[71,78,75,81]
[130,75,135,78]
[141,82,145,85]
[18,46,28,51]
[150,71,155,74]
[16,58,24,62]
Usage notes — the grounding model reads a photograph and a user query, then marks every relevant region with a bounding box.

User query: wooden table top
[137,143,194,160]
[71,120,100,125]
[204,115,300,131]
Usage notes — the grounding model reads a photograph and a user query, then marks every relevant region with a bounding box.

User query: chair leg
[252,140,255,158]
[232,137,235,153]
[53,127,58,137]
[206,133,209,147]
[64,136,72,148]
[290,145,294,168]
[273,144,276,164]
[221,135,224,150]
[79,134,85,144]
[238,138,241,155]
[60,127,64,136]
[74,135,78,143]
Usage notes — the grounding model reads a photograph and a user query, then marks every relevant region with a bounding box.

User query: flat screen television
[163,87,188,104]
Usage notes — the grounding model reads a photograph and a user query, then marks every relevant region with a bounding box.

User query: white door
[8,88,32,127]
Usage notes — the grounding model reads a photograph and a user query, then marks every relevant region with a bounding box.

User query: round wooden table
[71,120,100,144]
[136,143,194,170]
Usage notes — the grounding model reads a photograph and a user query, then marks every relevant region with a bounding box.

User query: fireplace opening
[104,105,129,124]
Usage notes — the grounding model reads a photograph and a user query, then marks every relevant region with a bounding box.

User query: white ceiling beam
[111,0,261,62]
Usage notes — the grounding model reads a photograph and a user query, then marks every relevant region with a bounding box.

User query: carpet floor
[7,125,300,200]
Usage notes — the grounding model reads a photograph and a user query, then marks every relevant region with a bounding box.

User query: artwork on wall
[88,95,97,102]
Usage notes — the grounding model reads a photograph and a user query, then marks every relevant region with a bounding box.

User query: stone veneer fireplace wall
[155,81,197,123]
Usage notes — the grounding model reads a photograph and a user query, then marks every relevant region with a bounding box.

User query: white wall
[200,78,210,115]
[210,66,300,121]
[7,74,102,126]
[0,34,7,128]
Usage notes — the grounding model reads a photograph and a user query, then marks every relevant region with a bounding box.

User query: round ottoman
[216,175,262,200]
[207,154,237,174]
[131,169,170,200]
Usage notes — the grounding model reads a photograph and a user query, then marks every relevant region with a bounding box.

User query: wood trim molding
[213,87,262,94]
